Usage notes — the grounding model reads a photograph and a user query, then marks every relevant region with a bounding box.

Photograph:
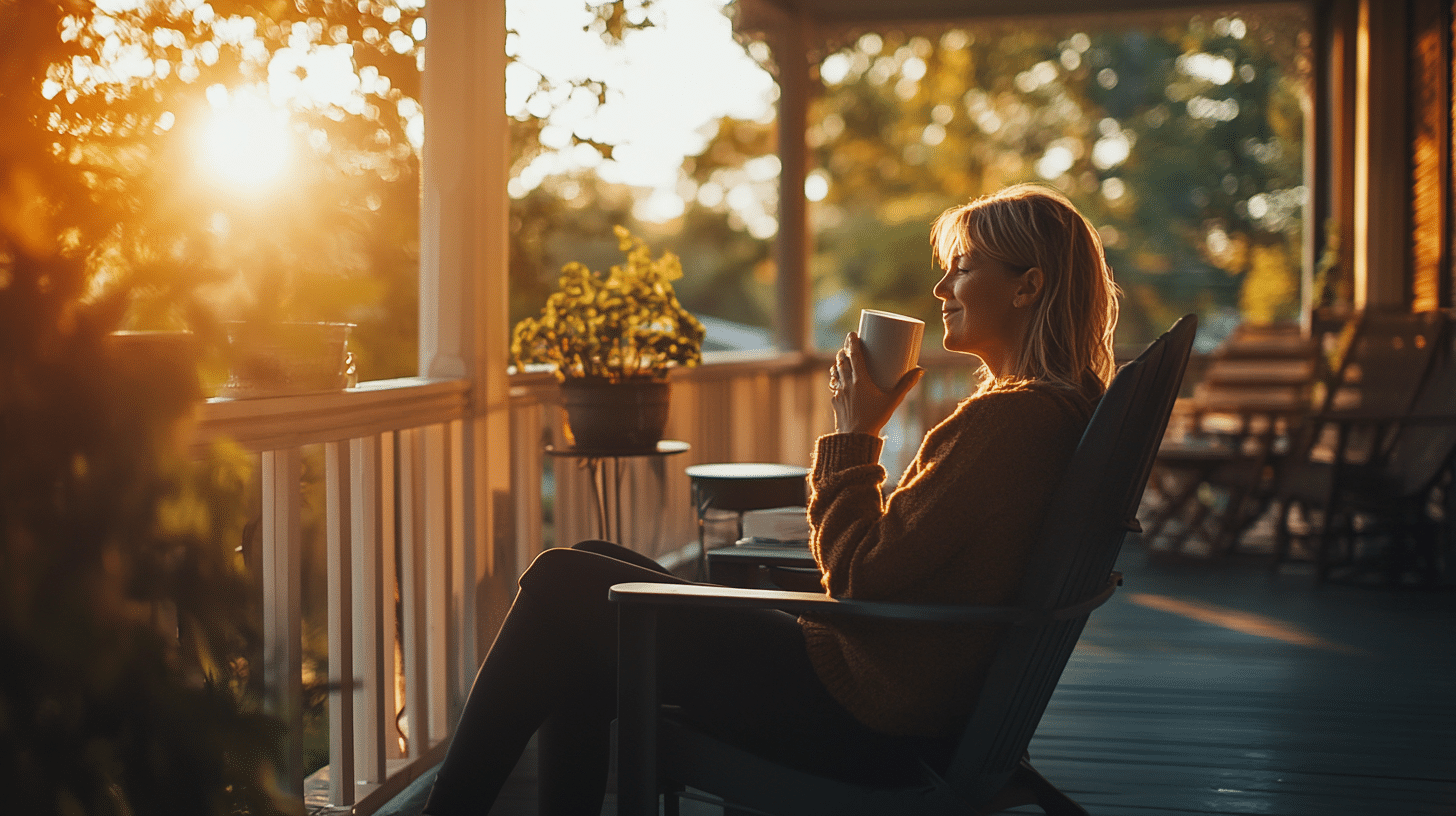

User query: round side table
[685,462,809,579]
[546,440,690,544]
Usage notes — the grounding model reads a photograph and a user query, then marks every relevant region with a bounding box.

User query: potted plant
[512,226,706,450]
[219,319,356,399]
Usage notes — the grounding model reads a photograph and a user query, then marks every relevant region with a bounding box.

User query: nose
[932,270,952,300]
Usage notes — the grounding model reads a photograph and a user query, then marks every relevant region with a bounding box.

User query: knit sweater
[803,381,1094,736]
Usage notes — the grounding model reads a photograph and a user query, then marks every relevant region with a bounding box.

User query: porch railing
[197,377,472,812]
[193,351,977,813]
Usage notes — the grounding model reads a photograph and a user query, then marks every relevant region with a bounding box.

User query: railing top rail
[196,377,469,453]
[508,347,984,392]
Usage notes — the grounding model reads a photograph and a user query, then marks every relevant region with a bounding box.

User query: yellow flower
[511,227,705,382]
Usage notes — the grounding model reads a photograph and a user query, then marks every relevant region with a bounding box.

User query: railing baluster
[380,431,404,762]
[554,442,593,547]
[261,447,304,796]
[196,380,472,811]
[423,422,451,743]
[512,403,547,570]
[325,441,356,807]
[399,427,429,757]
[351,434,386,797]
[447,418,475,713]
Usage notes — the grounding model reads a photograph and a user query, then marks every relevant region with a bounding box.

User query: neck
[981,316,1033,379]
[974,342,1020,381]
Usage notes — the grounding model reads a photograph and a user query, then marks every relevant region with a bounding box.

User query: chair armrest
[608,572,1121,624]
[608,572,1122,815]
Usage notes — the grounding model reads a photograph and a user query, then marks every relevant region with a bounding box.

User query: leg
[423,547,687,816]
[653,606,955,786]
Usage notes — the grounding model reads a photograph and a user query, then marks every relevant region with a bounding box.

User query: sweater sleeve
[808,386,1088,600]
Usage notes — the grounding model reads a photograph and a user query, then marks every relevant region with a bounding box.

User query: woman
[423,183,1118,815]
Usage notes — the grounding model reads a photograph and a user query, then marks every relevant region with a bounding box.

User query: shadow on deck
[370,541,1456,816]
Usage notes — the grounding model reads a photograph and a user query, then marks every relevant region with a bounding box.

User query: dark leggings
[423,541,950,815]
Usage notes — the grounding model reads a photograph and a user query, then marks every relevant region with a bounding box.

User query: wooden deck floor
[374,541,1456,816]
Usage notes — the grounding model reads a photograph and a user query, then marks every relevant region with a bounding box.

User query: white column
[419,0,513,709]
[774,11,813,352]
[1353,0,1409,309]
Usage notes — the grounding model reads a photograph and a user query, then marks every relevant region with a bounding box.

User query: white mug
[857,309,924,391]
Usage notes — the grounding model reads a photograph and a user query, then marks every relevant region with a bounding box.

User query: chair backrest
[1383,319,1456,497]
[945,315,1197,804]
[1300,310,1445,466]
[1321,310,1443,413]
[1189,322,1319,435]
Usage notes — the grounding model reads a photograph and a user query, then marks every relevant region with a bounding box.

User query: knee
[571,539,617,556]
[520,546,581,588]
[520,546,622,597]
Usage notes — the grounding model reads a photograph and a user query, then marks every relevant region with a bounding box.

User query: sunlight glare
[1128,593,1366,654]
[197,86,295,190]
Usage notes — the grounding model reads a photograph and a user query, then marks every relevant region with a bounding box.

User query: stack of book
[738,506,810,547]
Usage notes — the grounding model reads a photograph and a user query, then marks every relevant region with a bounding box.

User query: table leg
[613,457,626,544]
[692,483,710,581]
[584,457,608,541]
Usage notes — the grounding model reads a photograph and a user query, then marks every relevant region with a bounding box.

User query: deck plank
[1018,544,1456,816]
[366,542,1456,816]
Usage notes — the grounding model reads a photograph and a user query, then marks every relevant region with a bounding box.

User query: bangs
[930,207,971,269]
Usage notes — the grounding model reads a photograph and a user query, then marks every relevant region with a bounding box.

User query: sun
[196,85,295,190]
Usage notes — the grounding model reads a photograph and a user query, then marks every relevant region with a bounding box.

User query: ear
[1013,267,1044,308]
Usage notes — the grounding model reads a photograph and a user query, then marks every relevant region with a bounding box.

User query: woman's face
[932,245,1028,372]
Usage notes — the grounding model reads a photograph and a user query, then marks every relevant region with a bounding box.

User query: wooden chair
[1272,311,1455,583]
[1148,311,1445,562]
[608,315,1197,816]
[1144,321,1322,554]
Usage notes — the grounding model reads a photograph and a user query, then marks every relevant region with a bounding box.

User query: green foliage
[511,226,706,381]
[506,9,1308,354]
[803,12,1309,347]
[0,3,346,813]
[508,170,640,328]
[0,232,294,816]
[507,162,776,346]
[19,0,426,380]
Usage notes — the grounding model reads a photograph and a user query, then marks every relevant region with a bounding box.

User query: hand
[829,332,925,436]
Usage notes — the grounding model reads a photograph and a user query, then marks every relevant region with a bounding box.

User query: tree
[20,0,428,380]
[0,3,301,812]
[801,10,1308,347]
[509,8,1309,354]
[0,1,456,811]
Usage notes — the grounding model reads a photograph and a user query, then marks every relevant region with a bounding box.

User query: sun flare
[197,86,295,190]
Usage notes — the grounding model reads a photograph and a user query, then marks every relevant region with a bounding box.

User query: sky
[83,0,777,228]
[505,0,777,223]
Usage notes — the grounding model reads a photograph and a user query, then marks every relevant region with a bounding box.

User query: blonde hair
[930,183,1120,398]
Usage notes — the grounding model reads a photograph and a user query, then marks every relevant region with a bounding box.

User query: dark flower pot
[560,377,670,452]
